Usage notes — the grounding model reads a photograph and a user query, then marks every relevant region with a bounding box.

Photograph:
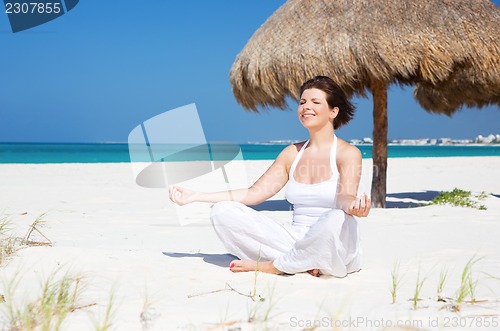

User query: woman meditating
[169,76,370,277]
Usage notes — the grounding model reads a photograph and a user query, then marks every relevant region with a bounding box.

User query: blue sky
[1,1,499,144]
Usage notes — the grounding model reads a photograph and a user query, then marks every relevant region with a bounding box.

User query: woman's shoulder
[281,141,307,153]
[336,137,361,161]
[276,141,306,164]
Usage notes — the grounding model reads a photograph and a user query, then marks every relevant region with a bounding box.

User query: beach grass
[1,268,86,331]
[92,289,116,331]
[467,273,479,304]
[390,260,403,304]
[436,266,448,302]
[1,212,53,267]
[453,255,483,311]
[252,255,262,302]
[430,188,487,210]
[247,281,276,325]
[0,214,15,266]
[23,212,52,246]
[412,265,427,310]
[0,214,10,235]
[0,237,18,268]
[327,294,351,331]
[139,285,160,330]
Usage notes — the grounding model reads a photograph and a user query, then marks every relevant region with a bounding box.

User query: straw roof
[230,0,500,115]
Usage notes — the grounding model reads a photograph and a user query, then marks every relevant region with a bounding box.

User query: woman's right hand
[169,185,198,206]
[345,193,371,217]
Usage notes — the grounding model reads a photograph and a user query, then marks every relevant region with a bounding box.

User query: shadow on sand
[386,191,440,208]
[249,192,443,209]
[251,199,292,211]
[162,252,237,268]
[241,193,452,210]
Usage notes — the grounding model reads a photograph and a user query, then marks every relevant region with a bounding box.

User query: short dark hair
[299,76,355,129]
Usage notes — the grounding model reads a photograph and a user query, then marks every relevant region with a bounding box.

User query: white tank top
[285,135,339,226]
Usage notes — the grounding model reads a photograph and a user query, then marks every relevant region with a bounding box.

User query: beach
[1,157,499,330]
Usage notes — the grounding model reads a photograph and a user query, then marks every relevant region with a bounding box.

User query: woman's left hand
[169,185,198,206]
[346,193,371,217]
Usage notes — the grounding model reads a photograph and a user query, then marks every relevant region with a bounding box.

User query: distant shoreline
[250,133,500,146]
[1,143,499,164]
[2,133,500,147]
[250,142,500,146]
[1,142,500,147]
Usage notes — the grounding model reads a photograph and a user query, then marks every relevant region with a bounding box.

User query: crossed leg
[229,259,320,277]
[211,202,361,278]
[229,260,282,274]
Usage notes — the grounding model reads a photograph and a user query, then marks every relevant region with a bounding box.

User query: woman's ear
[330,107,339,120]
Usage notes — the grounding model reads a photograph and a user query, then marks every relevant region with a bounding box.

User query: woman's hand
[346,193,371,217]
[169,185,198,206]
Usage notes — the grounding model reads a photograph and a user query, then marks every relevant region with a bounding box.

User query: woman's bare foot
[229,260,282,274]
[307,269,321,277]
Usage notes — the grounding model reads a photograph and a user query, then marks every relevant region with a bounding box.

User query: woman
[169,76,370,277]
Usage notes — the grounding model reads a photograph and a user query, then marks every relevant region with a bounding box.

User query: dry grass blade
[0,214,10,234]
[187,287,231,298]
[0,215,19,266]
[225,283,264,302]
[23,212,52,246]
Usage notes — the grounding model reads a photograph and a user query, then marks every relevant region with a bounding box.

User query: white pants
[210,201,363,277]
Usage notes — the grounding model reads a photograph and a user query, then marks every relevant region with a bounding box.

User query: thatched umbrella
[229,0,500,208]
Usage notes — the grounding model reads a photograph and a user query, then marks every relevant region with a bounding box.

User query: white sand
[1,157,499,330]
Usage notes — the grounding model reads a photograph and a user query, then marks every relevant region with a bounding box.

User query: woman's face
[298,88,337,129]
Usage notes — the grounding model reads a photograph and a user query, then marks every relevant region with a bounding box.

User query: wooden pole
[370,79,388,208]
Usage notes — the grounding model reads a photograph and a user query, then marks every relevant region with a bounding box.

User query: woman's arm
[335,142,370,217]
[169,144,296,206]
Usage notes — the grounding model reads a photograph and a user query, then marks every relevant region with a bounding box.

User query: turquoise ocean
[1,143,499,164]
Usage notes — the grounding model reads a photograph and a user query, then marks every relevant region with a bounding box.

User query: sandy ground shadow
[386,191,441,208]
[251,200,292,211]
[251,193,444,210]
[163,252,237,267]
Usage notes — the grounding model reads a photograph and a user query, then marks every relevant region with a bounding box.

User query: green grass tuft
[431,188,488,210]
[455,255,483,306]
[390,260,403,304]
[436,266,448,302]
[2,269,85,331]
[412,265,427,310]
[92,289,116,331]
